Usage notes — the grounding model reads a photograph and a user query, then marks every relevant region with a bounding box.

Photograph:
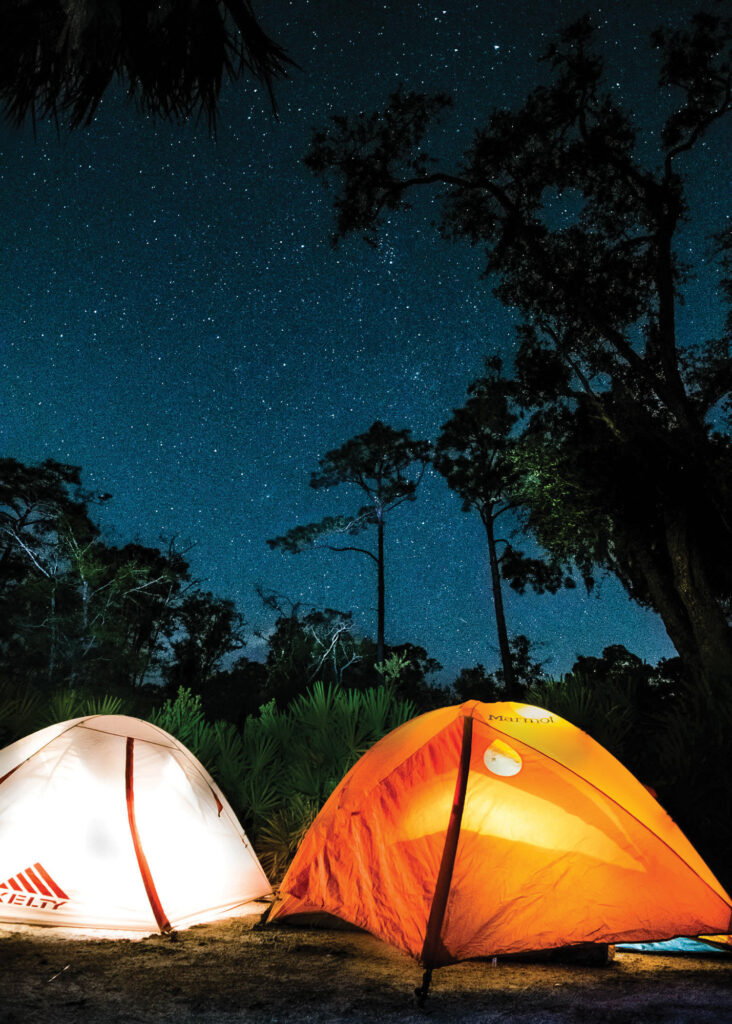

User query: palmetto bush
[151,682,416,882]
[236,682,416,881]
[44,689,131,725]
[0,676,44,747]
[648,679,732,889]
[2,678,413,881]
[527,673,639,759]
[0,679,131,746]
[149,685,219,769]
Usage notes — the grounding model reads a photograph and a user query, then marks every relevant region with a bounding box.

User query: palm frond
[256,796,319,882]
[82,693,130,716]
[0,679,45,744]
[43,688,85,725]
[0,0,295,130]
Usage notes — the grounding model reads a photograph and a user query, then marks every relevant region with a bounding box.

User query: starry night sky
[2,0,728,680]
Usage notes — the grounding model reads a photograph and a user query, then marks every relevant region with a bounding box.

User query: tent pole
[417,714,474,998]
[125,737,172,934]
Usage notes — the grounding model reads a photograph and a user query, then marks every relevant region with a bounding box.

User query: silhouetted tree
[0,0,293,130]
[304,13,732,697]
[452,663,501,704]
[435,358,572,697]
[268,421,432,663]
[59,534,187,689]
[383,641,446,710]
[165,591,247,693]
[498,634,548,693]
[0,458,192,692]
[0,458,99,592]
[94,541,190,689]
[1,458,101,686]
[202,656,269,726]
[255,589,371,705]
[452,635,546,703]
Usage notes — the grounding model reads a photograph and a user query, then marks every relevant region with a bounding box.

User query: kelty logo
[0,862,69,911]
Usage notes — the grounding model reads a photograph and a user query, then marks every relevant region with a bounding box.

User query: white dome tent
[0,715,271,932]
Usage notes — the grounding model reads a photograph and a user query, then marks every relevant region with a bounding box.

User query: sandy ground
[1,916,731,1024]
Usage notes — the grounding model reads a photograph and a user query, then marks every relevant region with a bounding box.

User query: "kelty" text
[0,890,68,911]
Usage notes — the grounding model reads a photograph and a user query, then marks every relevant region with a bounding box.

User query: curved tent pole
[125,737,172,934]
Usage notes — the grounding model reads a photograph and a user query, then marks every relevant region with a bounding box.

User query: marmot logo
[487,714,555,724]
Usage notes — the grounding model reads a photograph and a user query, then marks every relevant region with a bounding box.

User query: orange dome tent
[270,701,731,987]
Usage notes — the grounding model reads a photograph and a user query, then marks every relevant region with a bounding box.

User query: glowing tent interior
[0,715,271,932]
[270,701,732,974]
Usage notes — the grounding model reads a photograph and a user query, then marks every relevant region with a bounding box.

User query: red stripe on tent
[17,872,35,894]
[34,862,69,900]
[32,863,68,899]
[125,738,172,934]
[421,714,474,969]
[7,877,22,892]
[25,866,52,897]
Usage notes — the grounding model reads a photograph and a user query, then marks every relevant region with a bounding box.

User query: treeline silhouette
[1,455,729,888]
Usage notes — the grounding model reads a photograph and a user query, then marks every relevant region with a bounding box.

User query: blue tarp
[617,937,727,955]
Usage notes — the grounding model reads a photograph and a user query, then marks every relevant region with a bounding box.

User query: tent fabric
[0,715,271,932]
[270,701,732,967]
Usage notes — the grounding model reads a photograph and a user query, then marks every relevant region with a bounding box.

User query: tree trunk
[377,507,385,665]
[624,533,706,687]
[624,515,732,698]
[664,509,732,697]
[484,511,517,698]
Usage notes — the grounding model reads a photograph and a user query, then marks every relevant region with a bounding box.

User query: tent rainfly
[0,715,271,932]
[270,701,732,991]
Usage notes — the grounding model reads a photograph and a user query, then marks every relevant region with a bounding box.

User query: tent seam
[0,720,86,785]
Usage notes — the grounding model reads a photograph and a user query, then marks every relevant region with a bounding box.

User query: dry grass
[1,917,731,1024]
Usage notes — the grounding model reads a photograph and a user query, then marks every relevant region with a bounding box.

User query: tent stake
[414,967,433,1008]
